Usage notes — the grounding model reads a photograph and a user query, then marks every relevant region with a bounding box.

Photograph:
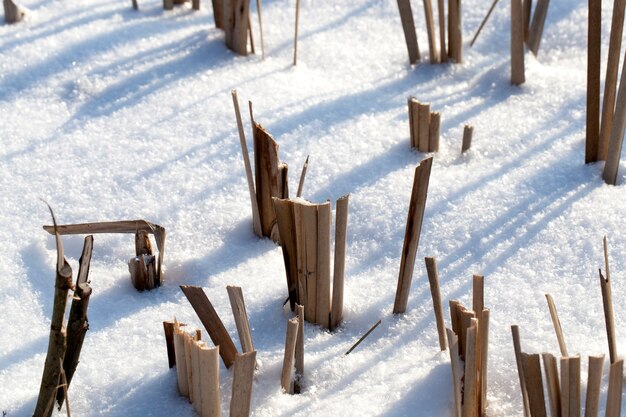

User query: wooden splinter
[584,355,604,417]
[296,155,309,198]
[393,157,433,314]
[545,293,568,357]
[230,351,256,417]
[511,325,531,417]
[397,0,421,64]
[227,286,255,354]
[180,285,238,368]
[541,353,561,417]
[424,257,446,351]
[281,318,299,393]
[511,0,525,85]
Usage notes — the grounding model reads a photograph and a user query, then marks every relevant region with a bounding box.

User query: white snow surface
[2,0,626,415]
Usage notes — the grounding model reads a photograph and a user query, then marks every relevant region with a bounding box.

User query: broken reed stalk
[585,0,601,163]
[527,0,550,55]
[423,0,439,63]
[225,0,251,55]
[462,319,478,417]
[212,0,224,28]
[184,332,197,403]
[424,257,446,351]
[511,325,531,417]
[180,285,238,368]
[273,199,299,310]
[34,208,74,417]
[446,328,462,417]
[294,304,305,393]
[511,0,525,85]
[163,321,176,368]
[480,309,490,415]
[247,14,256,54]
[191,340,202,414]
[408,97,419,148]
[296,155,309,198]
[316,203,332,328]
[428,112,440,152]
[42,220,166,286]
[462,125,473,153]
[584,355,605,417]
[393,157,433,314]
[397,0,421,64]
[545,293,568,357]
[3,0,24,23]
[293,0,300,66]
[470,0,499,47]
[523,0,531,40]
[232,90,262,237]
[541,353,560,417]
[173,322,190,396]
[281,318,299,393]
[253,121,289,242]
[561,356,581,416]
[418,102,431,152]
[599,269,617,363]
[227,286,255,354]
[437,0,447,61]
[448,0,462,62]
[598,0,626,161]
[472,275,484,314]
[57,235,94,408]
[331,195,349,330]
[605,359,624,417]
[256,0,265,59]
[603,46,626,184]
[522,353,548,417]
[345,319,382,355]
[230,352,256,417]
[199,345,221,417]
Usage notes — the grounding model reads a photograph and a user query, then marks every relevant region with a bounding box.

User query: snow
[2,0,626,415]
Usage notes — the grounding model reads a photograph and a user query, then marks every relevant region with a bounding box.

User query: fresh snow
[1,0,626,415]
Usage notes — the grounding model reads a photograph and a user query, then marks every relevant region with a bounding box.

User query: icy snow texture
[1,0,626,415]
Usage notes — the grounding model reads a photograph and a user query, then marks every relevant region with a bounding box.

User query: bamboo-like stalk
[418,103,431,152]
[599,268,617,364]
[34,207,73,417]
[281,318,299,393]
[331,195,349,330]
[448,0,462,62]
[522,353,548,417]
[472,275,484,314]
[425,257,446,351]
[409,97,420,149]
[301,203,318,323]
[511,0,525,85]
[393,157,433,314]
[397,0,421,64]
[585,0,601,163]
[545,293,568,357]
[230,352,256,417]
[511,325,531,417]
[542,353,561,417]
[527,0,550,55]
[293,0,300,65]
[598,0,626,160]
[227,286,255,354]
[316,203,332,329]
[180,286,238,368]
[256,0,265,59]
[294,304,305,393]
[603,45,626,184]
[459,307,475,361]
[273,198,299,310]
[584,355,604,417]
[296,156,309,198]
[560,357,570,417]
[423,0,439,63]
[462,125,473,153]
[449,300,461,337]
[605,359,624,417]
[470,0,499,47]
[191,341,203,414]
[462,319,478,417]
[184,332,196,403]
[428,112,440,152]
[232,90,262,237]
[446,328,462,417]
[437,0,447,60]
[199,345,220,417]
[345,319,382,355]
[173,322,190,396]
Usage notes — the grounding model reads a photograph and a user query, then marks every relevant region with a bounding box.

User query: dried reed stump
[3,0,24,23]
[397,0,421,64]
[225,0,251,55]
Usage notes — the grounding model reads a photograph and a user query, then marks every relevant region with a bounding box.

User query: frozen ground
[2,0,626,415]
